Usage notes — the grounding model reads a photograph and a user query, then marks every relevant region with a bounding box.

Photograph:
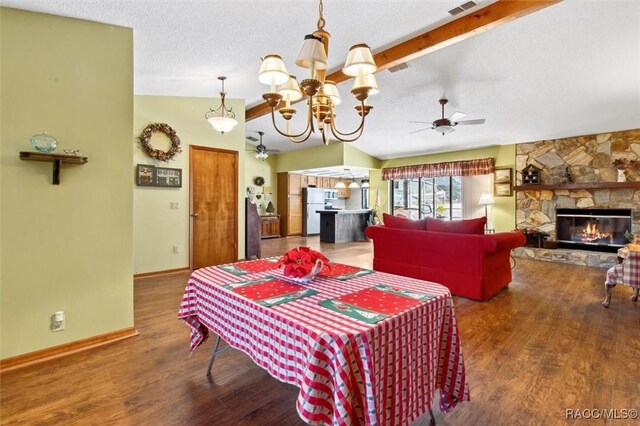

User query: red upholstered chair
[603,251,640,308]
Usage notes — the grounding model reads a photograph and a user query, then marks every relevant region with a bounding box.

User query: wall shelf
[513,182,640,191]
[20,151,88,185]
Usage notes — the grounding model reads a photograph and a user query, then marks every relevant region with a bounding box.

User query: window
[391,176,462,220]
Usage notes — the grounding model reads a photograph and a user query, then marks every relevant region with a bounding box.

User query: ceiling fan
[410,98,486,135]
[246,131,280,160]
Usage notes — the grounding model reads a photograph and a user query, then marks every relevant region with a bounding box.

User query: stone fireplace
[513,129,640,267]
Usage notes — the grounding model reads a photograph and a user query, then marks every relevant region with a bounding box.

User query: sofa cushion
[426,217,486,235]
[383,213,427,230]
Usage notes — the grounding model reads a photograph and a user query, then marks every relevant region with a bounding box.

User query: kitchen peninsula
[318,209,372,243]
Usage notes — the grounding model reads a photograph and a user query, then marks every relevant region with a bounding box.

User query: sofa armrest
[490,232,527,251]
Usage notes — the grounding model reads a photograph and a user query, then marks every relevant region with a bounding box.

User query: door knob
[191,213,199,218]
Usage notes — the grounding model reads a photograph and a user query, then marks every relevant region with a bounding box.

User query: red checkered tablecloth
[178,259,469,425]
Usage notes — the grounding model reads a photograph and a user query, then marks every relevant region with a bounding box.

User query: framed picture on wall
[493,167,513,197]
[136,164,155,186]
[155,167,182,188]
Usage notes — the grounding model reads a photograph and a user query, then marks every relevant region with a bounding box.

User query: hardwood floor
[1,236,638,425]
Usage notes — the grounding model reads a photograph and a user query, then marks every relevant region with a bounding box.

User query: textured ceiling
[3,0,640,160]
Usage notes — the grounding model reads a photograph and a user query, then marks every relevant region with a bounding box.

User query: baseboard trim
[134,267,190,279]
[0,327,138,374]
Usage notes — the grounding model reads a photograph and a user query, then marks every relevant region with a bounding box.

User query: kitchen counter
[315,209,372,214]
[318,209,372,243]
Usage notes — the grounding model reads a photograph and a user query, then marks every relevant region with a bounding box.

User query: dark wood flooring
[1,236,638,425]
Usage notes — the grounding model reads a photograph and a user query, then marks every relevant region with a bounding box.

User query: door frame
[189,145,239,270]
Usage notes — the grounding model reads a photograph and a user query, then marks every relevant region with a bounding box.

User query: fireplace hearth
[556,208,632,253]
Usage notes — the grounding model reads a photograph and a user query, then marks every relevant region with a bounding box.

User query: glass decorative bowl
[30,133,58,153]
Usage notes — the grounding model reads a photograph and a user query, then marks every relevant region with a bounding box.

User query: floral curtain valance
[381,157,495,180]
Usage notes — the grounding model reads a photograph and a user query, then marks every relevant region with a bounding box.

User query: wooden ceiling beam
[246,0,561,122]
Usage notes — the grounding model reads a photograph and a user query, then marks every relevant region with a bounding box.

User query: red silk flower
[278,247,330,278]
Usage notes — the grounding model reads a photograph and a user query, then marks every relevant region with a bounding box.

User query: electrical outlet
[52,311,65,332]
[173,245,180,253]
[170,202,179,209]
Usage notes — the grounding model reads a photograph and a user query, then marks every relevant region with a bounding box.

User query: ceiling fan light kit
[411,98,486,136]
[249,131,279,161]
[258,0,379,145]
[205,76,238,134]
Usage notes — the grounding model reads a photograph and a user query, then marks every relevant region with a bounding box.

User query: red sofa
[365,218,526,301]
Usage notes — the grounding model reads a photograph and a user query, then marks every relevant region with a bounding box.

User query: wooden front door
[190,145,238,269]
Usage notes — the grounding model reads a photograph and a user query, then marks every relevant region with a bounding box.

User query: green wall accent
[1,9,134,358]
[134,95,246,274]
[343,144,382,169]
[245,146,277,214]
[373,145,517,232]
[275,142,345,172]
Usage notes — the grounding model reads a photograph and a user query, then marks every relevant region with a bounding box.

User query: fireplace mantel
[513,182,640,191]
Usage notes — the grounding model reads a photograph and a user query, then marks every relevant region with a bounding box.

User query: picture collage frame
[136,164,182,188]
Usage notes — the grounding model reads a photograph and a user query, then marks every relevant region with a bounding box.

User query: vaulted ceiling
[3,0,639,160]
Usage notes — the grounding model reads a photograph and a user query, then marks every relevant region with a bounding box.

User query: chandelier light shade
[343,43,376,77]
[259,55,290,87]
[352,73,379,96]
[335,180,346,189]
[258,0,379,145]
[322,81,341,105]
[295,35,328,71]
[361,179,370,188]
[205,76,238,135]
[277,75,304,103]
[348,180,360,189]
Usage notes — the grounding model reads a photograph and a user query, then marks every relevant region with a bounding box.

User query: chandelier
[205,76,238,134]
[258,0,379,145]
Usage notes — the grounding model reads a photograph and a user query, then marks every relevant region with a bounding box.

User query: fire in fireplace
[556,208,632,253]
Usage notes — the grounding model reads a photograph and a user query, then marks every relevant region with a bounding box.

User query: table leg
[429,407,436,426]
[602,284,615,308]
[206,334,231,376]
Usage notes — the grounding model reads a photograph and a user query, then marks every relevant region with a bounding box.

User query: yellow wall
[134,95,245,274]
[275,142,345,172]
[374,145,517,232]
[1,9,134,358]
[245,147,277,214]
[343,144,382,170]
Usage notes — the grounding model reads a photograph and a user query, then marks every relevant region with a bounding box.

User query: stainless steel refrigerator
[302,187,325,236]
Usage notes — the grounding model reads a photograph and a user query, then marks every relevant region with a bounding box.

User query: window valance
[381,157,495,180]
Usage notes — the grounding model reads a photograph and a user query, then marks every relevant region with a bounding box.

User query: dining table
[178,257,470,425]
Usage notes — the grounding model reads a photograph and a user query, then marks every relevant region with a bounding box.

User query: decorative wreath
[138,123,182,162]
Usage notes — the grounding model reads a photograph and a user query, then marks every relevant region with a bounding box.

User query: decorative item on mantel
[612,158,639,182]
[278,247,330,284]
[522,164,541,185]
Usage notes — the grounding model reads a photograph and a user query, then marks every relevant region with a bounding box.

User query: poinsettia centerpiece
[278,246,330,280]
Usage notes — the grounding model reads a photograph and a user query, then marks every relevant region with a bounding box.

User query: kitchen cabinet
[337,184,351,198]
[289,173,302,195]
[307,175,317,186]
[260,215,280,239]
[277,172,303,236]
[301,175,309,188]
[323,177,332,189]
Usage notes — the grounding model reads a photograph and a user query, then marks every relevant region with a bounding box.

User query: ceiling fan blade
[456,118,486,125]
[449,111,466,122]
[410,127,431,134]
[266,149,281,153]
[409,121,431,124]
